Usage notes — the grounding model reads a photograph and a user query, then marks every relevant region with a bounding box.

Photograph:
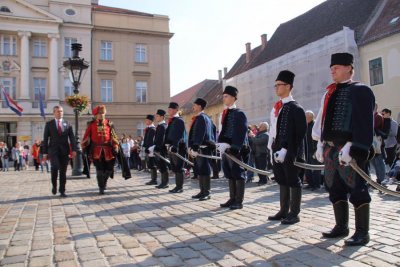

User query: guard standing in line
[152,109,169,189]
[143,115,157,185]
[188,98,215,201]
[82,105,119,195]
[267,70,307,225]
[312,52,375,246]
[217,86,248,210]
[165,102,187,193]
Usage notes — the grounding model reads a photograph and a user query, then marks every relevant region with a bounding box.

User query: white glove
[339,142,352,166]
[148,145,155,157]
[314,141,324,163]
[274,148,287,163]
[216,143,231,153]
[189,148,198,158]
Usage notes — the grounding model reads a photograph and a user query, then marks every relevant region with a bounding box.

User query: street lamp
[63,43,89,176]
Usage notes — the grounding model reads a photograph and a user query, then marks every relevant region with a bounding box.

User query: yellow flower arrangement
[65,94,89,112]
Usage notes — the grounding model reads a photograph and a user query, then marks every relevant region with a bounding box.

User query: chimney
[245,42,251,63]
[218,70,222,82]
[223,67,228,76]
[261,34,267,49]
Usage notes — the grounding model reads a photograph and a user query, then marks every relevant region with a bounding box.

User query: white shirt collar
[281,94,294,104]
[338,79,352,84]
[196,111,204,116]
[225,103,237,110]
[173,113,179,118]
[148,123,155,128]
[159,120,166,124]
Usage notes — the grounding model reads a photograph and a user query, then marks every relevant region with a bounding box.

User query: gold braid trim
[109,121,119,148]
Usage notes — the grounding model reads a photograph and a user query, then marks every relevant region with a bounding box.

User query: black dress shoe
[192,192,203,199]
[220,199,234,208]
[170,188,183,193]
[281,214,300,225]
[99,188,105,195]
[60,193,67,197]
[52,188,57,195]
[199,195,210,201]
[156,184,169,189]
[268,212,287,221]
[145,180,157,185]
[229,203,243,210]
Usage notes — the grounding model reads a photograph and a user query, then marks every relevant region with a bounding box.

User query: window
[0,35,17,56]
[0,6,11,12]
[33,39,47,57]
[369,58,383,86]
[101,80,113,102]
[64,78,74,97]
[64,37,77,57]
[100,41,112,61]
[0,77,16,108]
[65,9,76,16]
[136,122,145,137]
[136,81,147,103]
[33,78,46,108]
[135,44,147,63]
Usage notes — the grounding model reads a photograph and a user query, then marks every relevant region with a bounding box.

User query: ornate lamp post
[63,43,89,176]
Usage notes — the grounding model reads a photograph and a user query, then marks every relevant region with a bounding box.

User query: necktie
[221,109,228,124]
[274,100,283,117]
[168,117,174,125]
[57,120,62,135]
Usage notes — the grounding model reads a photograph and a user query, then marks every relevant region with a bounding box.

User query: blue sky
[100,0,325,96]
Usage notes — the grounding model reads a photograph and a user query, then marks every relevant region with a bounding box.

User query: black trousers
[50,153,69,193]
[195,148,212,176]
[156,150,169,173]
[385,146,397,166]
[254,154,268,182]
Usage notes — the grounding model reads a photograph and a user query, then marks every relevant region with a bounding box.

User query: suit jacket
[42,118,77,157]
[165,117,186,148]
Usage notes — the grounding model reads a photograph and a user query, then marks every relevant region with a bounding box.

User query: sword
[173,152,194,166]
[293,161,325,171]
[197,153,222,160]
[294,160,400,197]
[154,152,170,165]
[349,160,400,197]
[223,152,273,177]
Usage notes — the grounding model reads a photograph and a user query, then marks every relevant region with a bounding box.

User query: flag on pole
[1,83,23,116]
[39,89,46,120]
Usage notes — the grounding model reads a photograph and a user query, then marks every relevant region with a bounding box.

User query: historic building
[91,4,173,136]
[223,0,381,124]
[0,0,172,148]
[358,0,400,119]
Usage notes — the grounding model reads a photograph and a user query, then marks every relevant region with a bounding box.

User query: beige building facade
[0,0,92,148]
[92,5,173,137]
[0,0,172,148]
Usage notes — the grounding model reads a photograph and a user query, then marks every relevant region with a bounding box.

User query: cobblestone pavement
[0,168,399,267]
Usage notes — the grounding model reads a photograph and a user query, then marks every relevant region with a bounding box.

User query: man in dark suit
[42,106,77,197]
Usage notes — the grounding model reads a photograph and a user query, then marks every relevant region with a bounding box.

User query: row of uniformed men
[83,52,375,247]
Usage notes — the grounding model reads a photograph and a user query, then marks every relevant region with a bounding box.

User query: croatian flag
[1,84,23,116]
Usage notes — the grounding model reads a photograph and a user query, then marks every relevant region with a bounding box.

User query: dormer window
[65,9,76,16]
[0,6,11,12]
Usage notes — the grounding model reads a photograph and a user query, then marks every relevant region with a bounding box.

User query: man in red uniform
[82,105,119,194]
